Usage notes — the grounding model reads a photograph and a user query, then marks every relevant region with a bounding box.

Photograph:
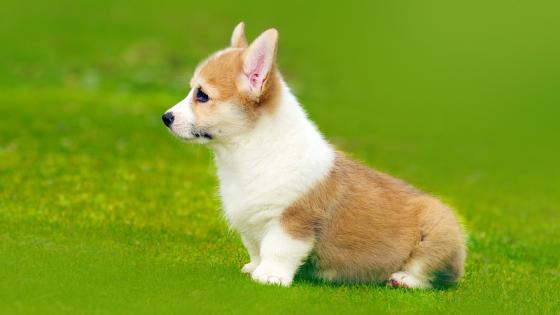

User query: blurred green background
[1,0,559,314]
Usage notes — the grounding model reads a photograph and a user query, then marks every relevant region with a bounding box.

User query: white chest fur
[212,84,334,240]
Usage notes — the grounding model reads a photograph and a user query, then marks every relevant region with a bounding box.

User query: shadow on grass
[293,260,459,291]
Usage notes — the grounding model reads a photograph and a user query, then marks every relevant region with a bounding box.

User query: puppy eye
[196,88,209,103]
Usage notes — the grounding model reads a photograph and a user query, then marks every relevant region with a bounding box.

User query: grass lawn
[1,0,559,314]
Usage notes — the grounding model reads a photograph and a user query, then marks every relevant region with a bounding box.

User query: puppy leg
[240,235,261,274]
[389,199,466,289]
[388,268,432,289]
[251,221,314,286]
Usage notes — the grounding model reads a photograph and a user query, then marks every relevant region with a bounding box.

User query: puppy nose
[162,112,174,127]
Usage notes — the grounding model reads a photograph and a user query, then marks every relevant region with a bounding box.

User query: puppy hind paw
[388,271,431,289]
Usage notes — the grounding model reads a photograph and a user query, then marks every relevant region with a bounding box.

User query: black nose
[162,112,174,127]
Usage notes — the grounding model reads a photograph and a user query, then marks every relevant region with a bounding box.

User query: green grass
[1,0,559,314]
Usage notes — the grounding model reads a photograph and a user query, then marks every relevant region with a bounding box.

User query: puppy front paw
[241,261,259,274]
[251,263,294,287]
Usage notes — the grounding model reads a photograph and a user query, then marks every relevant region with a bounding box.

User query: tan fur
[188,24,465,286]
[197,49,244,101]
[280,153,466,284]
[230,22,248,48]
[190,48,282,124]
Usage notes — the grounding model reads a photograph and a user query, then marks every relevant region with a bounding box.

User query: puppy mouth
[191,130,213,140]
[181,126,213,142]
[166,123,213,142]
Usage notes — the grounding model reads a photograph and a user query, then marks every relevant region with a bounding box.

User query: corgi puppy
[162,22,466,289]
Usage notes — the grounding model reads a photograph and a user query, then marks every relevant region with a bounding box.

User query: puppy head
[163,22,281,144]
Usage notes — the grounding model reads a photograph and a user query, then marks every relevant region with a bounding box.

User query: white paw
[388,271,432,289]
[241,261,259,274]
[251,263,294,287]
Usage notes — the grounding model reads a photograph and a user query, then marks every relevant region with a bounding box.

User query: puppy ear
[230,22,248,48]
[240,28,278,99]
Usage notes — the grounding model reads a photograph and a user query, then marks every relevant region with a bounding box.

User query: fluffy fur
[163,22,466,289]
